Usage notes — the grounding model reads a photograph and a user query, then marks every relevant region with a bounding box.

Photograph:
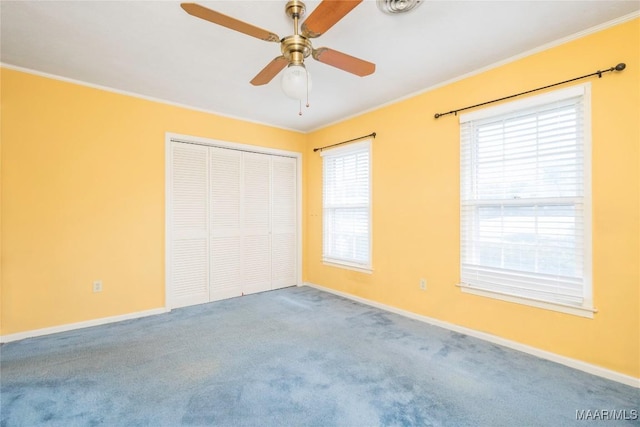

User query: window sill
[323,260,373,274]
[457,284,596,319]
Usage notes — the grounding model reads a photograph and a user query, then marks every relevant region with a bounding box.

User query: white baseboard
[302,282,640,389]
[0,307,169,344]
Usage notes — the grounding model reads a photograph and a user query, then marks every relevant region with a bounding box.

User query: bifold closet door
[209,147,242,301]
[170,142,209,308]
[272,156,297,289]
[241,152,272,295]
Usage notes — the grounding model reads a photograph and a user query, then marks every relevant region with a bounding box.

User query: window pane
[471,103,583,200]
[474,205,580,277]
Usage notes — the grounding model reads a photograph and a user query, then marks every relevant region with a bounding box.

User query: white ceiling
[2,1,638,132]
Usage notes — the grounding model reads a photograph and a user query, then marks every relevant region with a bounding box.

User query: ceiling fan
[180,1,375,104]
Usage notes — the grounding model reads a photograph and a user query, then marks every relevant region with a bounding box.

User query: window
[459,84,593,317]
[322,140,372,272]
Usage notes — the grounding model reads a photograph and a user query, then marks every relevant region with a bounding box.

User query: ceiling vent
[376,0,423,14]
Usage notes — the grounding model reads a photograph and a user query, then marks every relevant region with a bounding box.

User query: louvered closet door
[271,156,297,289]
[209,147,243,301]
[242,152,272,295]
[170,142,209,308]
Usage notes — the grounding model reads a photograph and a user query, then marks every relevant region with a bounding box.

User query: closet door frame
[165,132,302,310]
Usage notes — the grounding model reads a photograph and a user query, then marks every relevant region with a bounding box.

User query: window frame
[321,139,373,273]
[458,84,594,318]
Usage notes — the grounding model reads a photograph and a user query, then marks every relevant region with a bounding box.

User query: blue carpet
[1,286,638,426]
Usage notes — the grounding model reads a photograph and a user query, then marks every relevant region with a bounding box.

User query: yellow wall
[0,68,305,334]
[305,18,639,378]
[2,18,638,380]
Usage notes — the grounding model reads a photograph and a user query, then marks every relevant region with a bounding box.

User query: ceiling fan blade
[301,0,363,38]
[250,56,289,86]
[181,3,280,42]
[312,47,375,77]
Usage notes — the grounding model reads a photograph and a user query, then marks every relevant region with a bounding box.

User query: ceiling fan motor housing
[281,35,312,65]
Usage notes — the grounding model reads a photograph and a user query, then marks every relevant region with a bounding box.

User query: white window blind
[322,140,371,270]
[460,84,592,312]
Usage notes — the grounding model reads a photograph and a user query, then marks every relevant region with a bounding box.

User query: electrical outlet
[419,278,427,291]
[93,280,103,293]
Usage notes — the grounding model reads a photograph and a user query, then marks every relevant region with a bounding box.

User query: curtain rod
[313,132,377,152]
[434,63,626,119]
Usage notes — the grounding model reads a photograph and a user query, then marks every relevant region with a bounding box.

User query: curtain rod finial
[615,63,626,71]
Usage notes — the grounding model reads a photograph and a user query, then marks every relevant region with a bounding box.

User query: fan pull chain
[305,66,310,109]
[298,66,311,116]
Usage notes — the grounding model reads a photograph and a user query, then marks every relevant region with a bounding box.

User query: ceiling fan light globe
[281,64,312,100]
